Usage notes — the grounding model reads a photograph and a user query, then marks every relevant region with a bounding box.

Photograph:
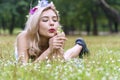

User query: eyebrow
[41,16,58,18]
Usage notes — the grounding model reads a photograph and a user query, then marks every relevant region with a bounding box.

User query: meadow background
[1,0,120,79]
[0,35,120,80]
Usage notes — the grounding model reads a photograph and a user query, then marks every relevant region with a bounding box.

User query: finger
[53,39,65,45]
[53,42,62,46]
[54,33,66,40]
[53,42,63,47]
[54,45,62,49]
[56,36,67,41]
[56,33,65,37]
[52,45,61,49]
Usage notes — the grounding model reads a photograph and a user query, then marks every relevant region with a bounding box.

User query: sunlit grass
[0,35,120,80]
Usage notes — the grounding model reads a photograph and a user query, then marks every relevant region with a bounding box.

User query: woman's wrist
[34,48,52,63]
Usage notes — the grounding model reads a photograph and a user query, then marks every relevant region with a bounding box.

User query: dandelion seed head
[112,60,115,63]
[102,76,107,80]
[105,72,109,76]
[46,59,50,63]
[45,56,48,59]
[46,64,52,68]
[97,62,100,65]
[110,58,112,60]
[85,71,90,77]
[118,68,120,72]
[106,61,109,64]
[92,61,95,64]
[117,59,120,62]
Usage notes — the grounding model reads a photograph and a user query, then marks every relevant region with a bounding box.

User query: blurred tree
[0,0,11,34]
[53,0,120,35]
[98,0,120,33]
[9,0,30,34]
[53,0,100,35]
[0,0,120,35]
[0,0,30,35]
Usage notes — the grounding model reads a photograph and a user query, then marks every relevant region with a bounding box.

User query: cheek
[38,22,47,33]
[55,23,60,29]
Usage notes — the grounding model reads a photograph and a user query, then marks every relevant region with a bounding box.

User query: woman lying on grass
[15,0,89,64]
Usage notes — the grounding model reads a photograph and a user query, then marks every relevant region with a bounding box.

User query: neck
[39,36,49,50]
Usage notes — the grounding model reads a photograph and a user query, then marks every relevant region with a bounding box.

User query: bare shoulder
[16,31,29,47]
[17,31,27,40]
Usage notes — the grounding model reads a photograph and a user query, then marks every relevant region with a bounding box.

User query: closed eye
[41,17,49,22]
[40,16,58,22]
[52,16,58,22]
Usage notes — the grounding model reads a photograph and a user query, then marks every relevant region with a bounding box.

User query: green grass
[0,35,120,80]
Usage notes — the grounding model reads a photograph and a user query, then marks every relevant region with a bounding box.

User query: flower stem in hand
[57,26,63,34]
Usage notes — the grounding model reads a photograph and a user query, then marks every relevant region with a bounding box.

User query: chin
[48,33,56,38]
[49,35,55,38]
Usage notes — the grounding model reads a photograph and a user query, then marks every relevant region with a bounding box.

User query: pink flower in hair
[29,0,56,15]
[29,7,38,15]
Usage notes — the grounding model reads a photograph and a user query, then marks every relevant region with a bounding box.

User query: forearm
[64,44,82,60]
[34,48,52,63]
[18,51,29,64]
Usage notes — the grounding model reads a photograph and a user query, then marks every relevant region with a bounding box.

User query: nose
[50,23,54,26]
[49,19,54,27]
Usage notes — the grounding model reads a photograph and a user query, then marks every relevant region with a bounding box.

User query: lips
[49,28,56,33]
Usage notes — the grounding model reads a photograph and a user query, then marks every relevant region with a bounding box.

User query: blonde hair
[24,4,61,60]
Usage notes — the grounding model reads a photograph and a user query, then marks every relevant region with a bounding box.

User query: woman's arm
[33,48,52,63]
[64,44,82,60]
[34,34,67,62]
[16,31,29,64]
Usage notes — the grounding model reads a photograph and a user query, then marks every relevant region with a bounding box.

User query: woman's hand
[49,32,67,52]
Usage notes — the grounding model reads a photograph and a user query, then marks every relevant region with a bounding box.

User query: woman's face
[38,9,59,38]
